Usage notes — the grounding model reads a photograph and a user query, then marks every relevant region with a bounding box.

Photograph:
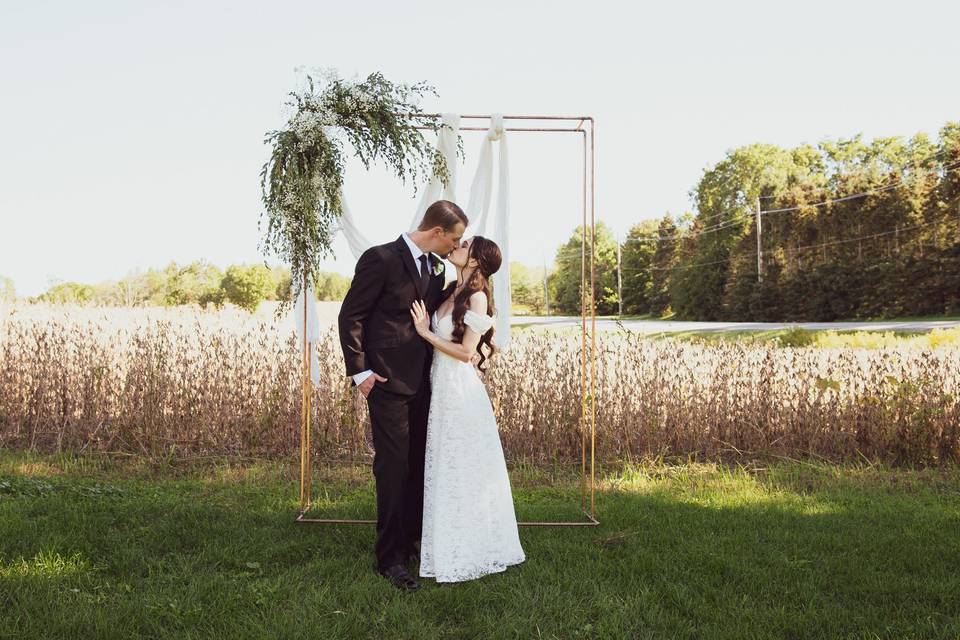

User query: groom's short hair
[419,200,468,233]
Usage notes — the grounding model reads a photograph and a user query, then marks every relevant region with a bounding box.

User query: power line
[663,151,959,233]
[757,146,958,200]
[620,215,749,245]
[694,207,749,225]
[791,218,942,254]
[587,213,957,277]
[758,161,960,216]
[610,162,960,249]
[686,148,959,238]
[546,163,960,266]
[620,257,738,272]
[552,209,949,262]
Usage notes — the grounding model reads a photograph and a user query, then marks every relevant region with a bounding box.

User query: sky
[1,0,958,297]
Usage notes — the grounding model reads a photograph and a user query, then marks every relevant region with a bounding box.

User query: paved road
[257,302,958,334]
[511,316,960,333]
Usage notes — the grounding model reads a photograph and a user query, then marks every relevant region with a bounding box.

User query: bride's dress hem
[420,554,526,583]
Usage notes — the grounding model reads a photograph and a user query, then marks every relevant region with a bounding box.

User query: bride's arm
[410,293,487,364]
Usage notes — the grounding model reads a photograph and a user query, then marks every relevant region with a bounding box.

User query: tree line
[7,121,957,321]
[0,263,351,312]
[547,121,960,320]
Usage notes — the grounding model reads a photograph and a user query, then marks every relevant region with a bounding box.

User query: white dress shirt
[352,233,430,386]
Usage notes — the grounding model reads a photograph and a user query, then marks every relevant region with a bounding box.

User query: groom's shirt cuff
[352,370,374,386]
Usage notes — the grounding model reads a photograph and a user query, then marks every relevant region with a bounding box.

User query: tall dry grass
[1,302,958,465]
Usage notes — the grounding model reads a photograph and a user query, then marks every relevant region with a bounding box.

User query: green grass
[617,313,660,321]
[2,449,959,639]
[661,326,960,348]
[856,313,960,323]
[577,313,958,324]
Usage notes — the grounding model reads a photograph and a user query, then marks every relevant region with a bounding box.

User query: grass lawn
[1,450,959,639]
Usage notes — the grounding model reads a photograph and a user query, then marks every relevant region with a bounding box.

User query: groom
[338,200,467,591]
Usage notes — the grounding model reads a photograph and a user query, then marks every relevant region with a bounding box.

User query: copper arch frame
[295,114,598,527]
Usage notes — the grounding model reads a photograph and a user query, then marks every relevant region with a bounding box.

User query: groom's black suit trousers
[366,359,430,570]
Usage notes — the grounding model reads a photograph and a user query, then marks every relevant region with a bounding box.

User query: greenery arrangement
[258,70,455,316]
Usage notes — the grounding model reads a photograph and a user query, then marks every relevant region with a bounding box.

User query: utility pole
[755,197,763,283]
[542,256,550,316]
[616,234,623,317]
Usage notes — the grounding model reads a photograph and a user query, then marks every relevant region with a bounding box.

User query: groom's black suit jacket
[338,236,452,396]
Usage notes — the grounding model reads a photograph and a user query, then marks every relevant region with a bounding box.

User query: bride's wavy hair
[450,235,502,372]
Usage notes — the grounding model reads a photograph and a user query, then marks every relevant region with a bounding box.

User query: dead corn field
[1,303,958,466]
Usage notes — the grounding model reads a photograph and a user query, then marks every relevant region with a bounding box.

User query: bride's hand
[410,300,431,337]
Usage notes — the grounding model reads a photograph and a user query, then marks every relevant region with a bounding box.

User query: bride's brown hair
[449,235,502,372]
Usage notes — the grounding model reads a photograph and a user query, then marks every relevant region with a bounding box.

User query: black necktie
[417,254,430,296]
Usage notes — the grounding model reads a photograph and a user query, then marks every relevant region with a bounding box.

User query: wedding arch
[261,74,598,527]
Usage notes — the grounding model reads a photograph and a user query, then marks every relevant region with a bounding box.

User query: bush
[777,327,816,347]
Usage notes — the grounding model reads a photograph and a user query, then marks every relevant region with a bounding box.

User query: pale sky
[2,0,958,297]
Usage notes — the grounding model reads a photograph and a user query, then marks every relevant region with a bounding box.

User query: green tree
[0,275,15,302]
[510,262,547,315]
[314,272,352,301]
[551,221,619,315]
[648,215,678,316]
[39,282,96,304]
[620,220,658,315]
[272,266,351,302]
[163,260,224,306]
[222,264,276,312]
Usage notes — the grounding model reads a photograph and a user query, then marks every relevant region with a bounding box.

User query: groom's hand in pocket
[358,373,388,398]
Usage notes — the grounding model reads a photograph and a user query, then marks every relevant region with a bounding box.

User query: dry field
[1,301,958,466]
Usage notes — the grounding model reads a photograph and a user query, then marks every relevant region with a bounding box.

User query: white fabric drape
[408,113,461,232]
[463,115,511,349]
[293,279,320,387]
[337,197,373,261]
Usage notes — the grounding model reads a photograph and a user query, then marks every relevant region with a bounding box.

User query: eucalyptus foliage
[259,71,455,316]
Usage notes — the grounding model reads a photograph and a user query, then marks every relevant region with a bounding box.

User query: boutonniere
[431,257,444,277]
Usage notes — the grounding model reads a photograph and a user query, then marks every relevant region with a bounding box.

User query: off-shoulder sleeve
[464,309,495,334]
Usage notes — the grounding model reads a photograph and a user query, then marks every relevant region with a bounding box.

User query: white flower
[289,109,336,144]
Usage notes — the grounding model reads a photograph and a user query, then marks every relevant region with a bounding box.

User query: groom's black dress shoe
[378,564,421,592]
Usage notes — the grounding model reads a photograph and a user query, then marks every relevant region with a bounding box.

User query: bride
[409,235,526,583]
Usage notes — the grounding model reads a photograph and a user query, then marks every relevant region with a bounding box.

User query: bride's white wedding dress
[419,309,526,583]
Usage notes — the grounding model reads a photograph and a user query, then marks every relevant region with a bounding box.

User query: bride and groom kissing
[337,199,525,592]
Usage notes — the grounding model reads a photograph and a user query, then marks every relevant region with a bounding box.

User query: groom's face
[435,222,465,258]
